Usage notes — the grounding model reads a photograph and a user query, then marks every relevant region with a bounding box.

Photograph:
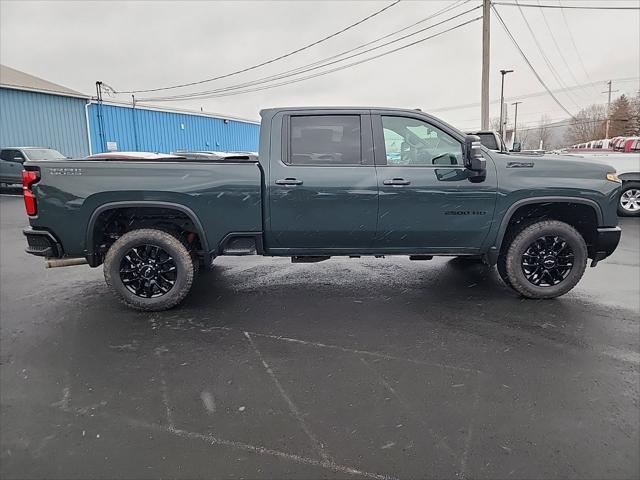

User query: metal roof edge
[97,98,260,125]
[0,83,91,100]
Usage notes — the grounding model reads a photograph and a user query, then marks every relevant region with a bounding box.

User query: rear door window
[289,115,362,165]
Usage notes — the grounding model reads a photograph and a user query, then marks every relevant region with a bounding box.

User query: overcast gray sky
[1,0,638,129]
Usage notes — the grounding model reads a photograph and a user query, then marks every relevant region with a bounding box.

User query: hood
[559,152,640,176]
[498,152,616,179]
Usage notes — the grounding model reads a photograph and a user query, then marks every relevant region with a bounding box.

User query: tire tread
[104,228,194,311]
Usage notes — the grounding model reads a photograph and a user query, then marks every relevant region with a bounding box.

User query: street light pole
[512,101,522,144]
[499,69,514,141]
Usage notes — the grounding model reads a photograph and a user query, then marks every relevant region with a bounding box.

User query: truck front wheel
[104,228,195,311]
[500,220,587,299]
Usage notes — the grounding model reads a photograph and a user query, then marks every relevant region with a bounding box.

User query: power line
[139,6,483,102]
[493,2,640,10]
[492,4,575,118]
[535,0,589,101]
[556,0,600,97]
[137,16,483,103]
[263,0,471,81]
[116,0,402,94]
[428,77,639,113]
[514,0,582,109]
[139,3,481,102]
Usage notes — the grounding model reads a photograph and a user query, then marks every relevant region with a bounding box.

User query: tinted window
[476,133,499,150]
[381,116,462,166]
[23,149,65,161]
[0,149,24,162]
[290,115,361,165]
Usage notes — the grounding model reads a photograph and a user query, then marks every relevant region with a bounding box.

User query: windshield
[24,149,65,160]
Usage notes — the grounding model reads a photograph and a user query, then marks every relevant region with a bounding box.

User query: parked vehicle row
[0,147,66,184]
[570,137,640,152]
[21,107,622,310]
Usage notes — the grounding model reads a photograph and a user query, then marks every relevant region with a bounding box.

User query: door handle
[275,178,303,186]
[383,178,411,186]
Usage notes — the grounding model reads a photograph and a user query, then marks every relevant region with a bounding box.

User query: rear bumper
[23,228,62,258]
[590,226,621,266]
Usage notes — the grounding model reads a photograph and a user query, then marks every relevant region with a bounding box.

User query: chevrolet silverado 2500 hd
[21,107,622,310]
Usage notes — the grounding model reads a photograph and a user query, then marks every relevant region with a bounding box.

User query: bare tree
[515,124,530,149]
[523,115,552,149]
[633,91,640,135]
[565,105,606,145]
[631,90,640,135]
[489,116,502,132]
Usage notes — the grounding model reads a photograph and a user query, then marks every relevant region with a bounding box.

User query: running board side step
[291,256,330,263]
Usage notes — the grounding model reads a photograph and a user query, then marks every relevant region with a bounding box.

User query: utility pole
[512,101,522,144]
[481,0,491,129]
[499,69,513,141]
[95,81,105,153]
[602,80,619,139]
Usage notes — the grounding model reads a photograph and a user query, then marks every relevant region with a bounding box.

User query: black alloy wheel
[119,244,177,298]
[521,235,574,287]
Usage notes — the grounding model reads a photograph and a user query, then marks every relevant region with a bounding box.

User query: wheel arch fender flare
[619,172,640,183]
[488,196,603,263]
[85,201,210,266]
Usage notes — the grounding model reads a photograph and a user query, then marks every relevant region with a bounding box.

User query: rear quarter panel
[26,160,263,257]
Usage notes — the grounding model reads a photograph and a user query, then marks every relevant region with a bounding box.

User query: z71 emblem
[49,167,83,176]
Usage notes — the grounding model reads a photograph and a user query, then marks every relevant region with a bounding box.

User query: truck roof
[259,106,466,137]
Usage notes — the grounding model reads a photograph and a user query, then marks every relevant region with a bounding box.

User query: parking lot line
[244,331,331,462]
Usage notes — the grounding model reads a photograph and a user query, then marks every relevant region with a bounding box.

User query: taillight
[22,169,39,216]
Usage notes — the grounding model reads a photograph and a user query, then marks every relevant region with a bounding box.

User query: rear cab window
[23,149,65,161]
[288,115,362,165]
[0,149,25,163]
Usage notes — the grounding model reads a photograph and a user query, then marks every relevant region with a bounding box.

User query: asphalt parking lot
[1,191,638,480]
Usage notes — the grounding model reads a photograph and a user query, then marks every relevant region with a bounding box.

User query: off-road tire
[618,182,640,217]
[501,220,587,299]
[104,228,194,311]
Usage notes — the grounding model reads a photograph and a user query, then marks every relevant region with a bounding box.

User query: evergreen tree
[609,94,634,137]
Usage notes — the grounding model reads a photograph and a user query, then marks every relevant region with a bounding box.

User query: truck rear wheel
[104,228,194,311]
[500,220,587,299]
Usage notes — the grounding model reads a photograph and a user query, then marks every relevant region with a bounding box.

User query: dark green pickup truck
[22,107,622,310]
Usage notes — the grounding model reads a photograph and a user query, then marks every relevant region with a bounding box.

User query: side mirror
[511,142,521,153]
[464,135,486,173]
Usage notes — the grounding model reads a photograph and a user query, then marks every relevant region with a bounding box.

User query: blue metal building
[1,65,260,158]
[88,102,259,155]
[0,65,91,158]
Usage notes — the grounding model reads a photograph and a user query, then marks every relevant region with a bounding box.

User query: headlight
[606,172,621,183]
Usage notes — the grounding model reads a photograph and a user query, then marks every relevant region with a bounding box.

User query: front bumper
[23,228,62,258]
[590,226,621,266]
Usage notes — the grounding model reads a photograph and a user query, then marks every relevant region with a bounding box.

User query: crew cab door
[267,111,378,250]
[372,113,497,250]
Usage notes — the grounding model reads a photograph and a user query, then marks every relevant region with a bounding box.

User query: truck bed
[26,159,263,259]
